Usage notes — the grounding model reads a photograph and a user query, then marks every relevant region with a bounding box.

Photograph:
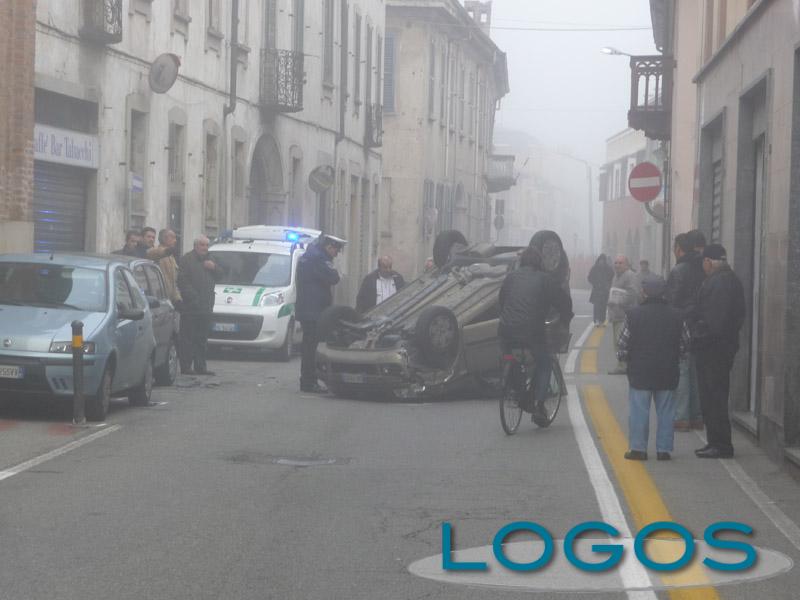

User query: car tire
[86,366,112,422]
[154,339,178,386]
[415,305,460,368]
[129,356,154,407]
[433,230,469,268]
[276,319,295,362]
[318,305,360,344]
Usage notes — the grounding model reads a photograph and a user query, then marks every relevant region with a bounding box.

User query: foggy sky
[490,0,657,167]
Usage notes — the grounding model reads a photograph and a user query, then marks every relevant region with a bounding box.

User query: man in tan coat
[147,229,182,305]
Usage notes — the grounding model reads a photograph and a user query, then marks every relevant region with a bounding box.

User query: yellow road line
[582,384,720,599]
[579,349,598,374]
[584,327,606,349]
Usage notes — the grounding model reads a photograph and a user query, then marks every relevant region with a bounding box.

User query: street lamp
[600,46,633,57]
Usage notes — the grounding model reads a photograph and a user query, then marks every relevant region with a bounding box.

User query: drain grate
[225,451,351,467]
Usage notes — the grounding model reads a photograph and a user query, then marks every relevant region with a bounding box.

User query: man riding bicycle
[498,246,574,420]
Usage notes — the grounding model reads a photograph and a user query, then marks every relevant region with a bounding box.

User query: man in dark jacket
[356,256,406,313]
[617,276,690,461]
[113,229,147,257]
[296,235,344,393]
[177,235,223,375]
[691,244,746,459]
[498,246,573,418]
[588,254,614,326]
[666,232,706,432]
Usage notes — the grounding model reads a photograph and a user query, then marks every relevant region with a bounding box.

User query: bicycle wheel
[500,364,524,435]
[533,358,566,428]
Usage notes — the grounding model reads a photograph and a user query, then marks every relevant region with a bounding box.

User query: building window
[323,0,335,86]
[428,42,436,119]
[459,65,465,133]
[365,24,373,108]
[376,32,383,107]
[129,109,148,226]
[613,163,622,200]
[354,12,362,112]
[234,141,246,208]
[204,133,219,233]
[167,123,184,184]
[238,0,249,47]
[207,0,220,32]
[293,0,305,53]
[468,71,475,139]
[383,33,395,112]
[439,46,447,124]
[340,0,349,108]
[449,55,457,131]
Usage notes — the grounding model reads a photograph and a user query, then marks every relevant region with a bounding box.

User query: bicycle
[499,322,570,435]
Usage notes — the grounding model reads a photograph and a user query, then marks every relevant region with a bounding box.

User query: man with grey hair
[177,235,224,375]
[356,256,406,313]
[607,255,641,375]
[691,243,746,459]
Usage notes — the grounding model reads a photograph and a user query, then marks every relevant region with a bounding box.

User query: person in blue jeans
[616,276,690,461]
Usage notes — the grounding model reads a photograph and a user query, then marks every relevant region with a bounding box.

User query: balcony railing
[80,0,123,44]
[261,49,304,113]
[486,154,516,193]
[365,103,383,148]
[628,55,674,141]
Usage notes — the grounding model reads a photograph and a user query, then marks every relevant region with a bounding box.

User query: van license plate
[341,373,364,384]
[0,366,24,379]
[213,323,239,333]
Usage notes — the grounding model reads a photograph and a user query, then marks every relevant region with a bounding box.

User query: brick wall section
[0,0,36,224]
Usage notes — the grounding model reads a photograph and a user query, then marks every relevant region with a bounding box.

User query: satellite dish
[149,53,181,94]
[309,165,335,193]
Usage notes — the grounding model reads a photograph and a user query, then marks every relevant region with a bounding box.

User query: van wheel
[87,367,112,422]
[154,340,178,386]
[415,306,460,368]
[129,357,154,407]
[276,319,295,362]
[433,230,469,268]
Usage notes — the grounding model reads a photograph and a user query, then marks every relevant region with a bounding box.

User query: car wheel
[154,339,178,386]
[86,366,112,422]
[415,305,460,368]
[318,305,361,344]
[276,319,295,362]
[433,230,469,268]
[129,357,154,407]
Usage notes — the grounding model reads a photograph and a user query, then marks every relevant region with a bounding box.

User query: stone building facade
[380,0,509,280]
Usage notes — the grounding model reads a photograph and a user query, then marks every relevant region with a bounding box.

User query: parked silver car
[0,254,158,420]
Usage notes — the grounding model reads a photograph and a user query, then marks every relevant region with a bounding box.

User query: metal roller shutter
[33,161,88,254]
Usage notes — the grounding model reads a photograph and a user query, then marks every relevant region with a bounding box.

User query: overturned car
[315,230,571,400]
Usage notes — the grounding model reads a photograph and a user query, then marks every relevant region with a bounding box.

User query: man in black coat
[617,276,690,461]
[177,235,224,375]
[498,246,573,418]
[691,244,746,459]
[113,229,147,257]
[666,232,707,431]
[356,256,406,313]
[296,235,344,393]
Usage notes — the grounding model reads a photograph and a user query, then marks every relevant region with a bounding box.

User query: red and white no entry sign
[628,161,663,203]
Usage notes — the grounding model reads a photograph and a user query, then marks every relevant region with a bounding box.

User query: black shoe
[657,452,671,461]
[301,383,327,394]
[694,444,712,455]
[195,370,216,376]
[624,450,648,461]
[696,447,734,459]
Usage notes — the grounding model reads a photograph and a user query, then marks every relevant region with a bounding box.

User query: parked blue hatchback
[0,254,157,420]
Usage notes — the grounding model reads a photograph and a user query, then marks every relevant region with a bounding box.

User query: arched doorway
[249,135,285,225]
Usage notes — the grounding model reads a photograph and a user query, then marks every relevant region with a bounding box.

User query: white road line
[0,425,121,482]
[567,384,656,599]
[574,321,595,349]
[564,322,595,375]
[694,431,800,552]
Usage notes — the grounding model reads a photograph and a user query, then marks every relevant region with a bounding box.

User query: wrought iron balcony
[80,0,123,44]
[365,104,383,148]
[261,49,304,113]
[628,55,674,141]
[486,154,516,193]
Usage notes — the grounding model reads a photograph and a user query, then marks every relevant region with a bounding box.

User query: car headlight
[49,341,96,354]
[260,292,284,307]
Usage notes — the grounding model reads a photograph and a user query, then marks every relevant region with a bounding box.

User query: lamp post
[600,46,634,57]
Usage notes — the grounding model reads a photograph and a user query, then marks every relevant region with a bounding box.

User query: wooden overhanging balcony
[486,154,516,193]
[80,0,123,44]
[628,55,674,141]
[365,103,383,148]
[261,49,305,113]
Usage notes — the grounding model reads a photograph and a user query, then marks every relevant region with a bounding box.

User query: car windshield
[210,251,292,287]
[0,263,107,312]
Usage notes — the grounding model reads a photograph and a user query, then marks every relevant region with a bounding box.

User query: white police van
[207,226,320,360]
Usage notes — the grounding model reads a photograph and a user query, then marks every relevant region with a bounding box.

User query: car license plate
[341,373,364,384]
[213,323,239,333]
[0,365,24,379]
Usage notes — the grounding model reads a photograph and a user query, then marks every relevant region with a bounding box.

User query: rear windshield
[0,263,108,312]
[209,251,292,287]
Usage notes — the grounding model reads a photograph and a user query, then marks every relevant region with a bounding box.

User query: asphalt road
[1,290,800,599]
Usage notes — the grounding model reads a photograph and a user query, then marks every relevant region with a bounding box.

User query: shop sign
[34,124,99,169]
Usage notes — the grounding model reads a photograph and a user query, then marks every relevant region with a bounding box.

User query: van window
[209,252,292,287]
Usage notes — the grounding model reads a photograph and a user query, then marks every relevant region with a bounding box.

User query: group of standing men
[113,227,223,377]
[589,230,746,460]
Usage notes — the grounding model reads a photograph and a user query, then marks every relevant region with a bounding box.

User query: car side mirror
[147,296,161,310]
[118,307,145,321]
